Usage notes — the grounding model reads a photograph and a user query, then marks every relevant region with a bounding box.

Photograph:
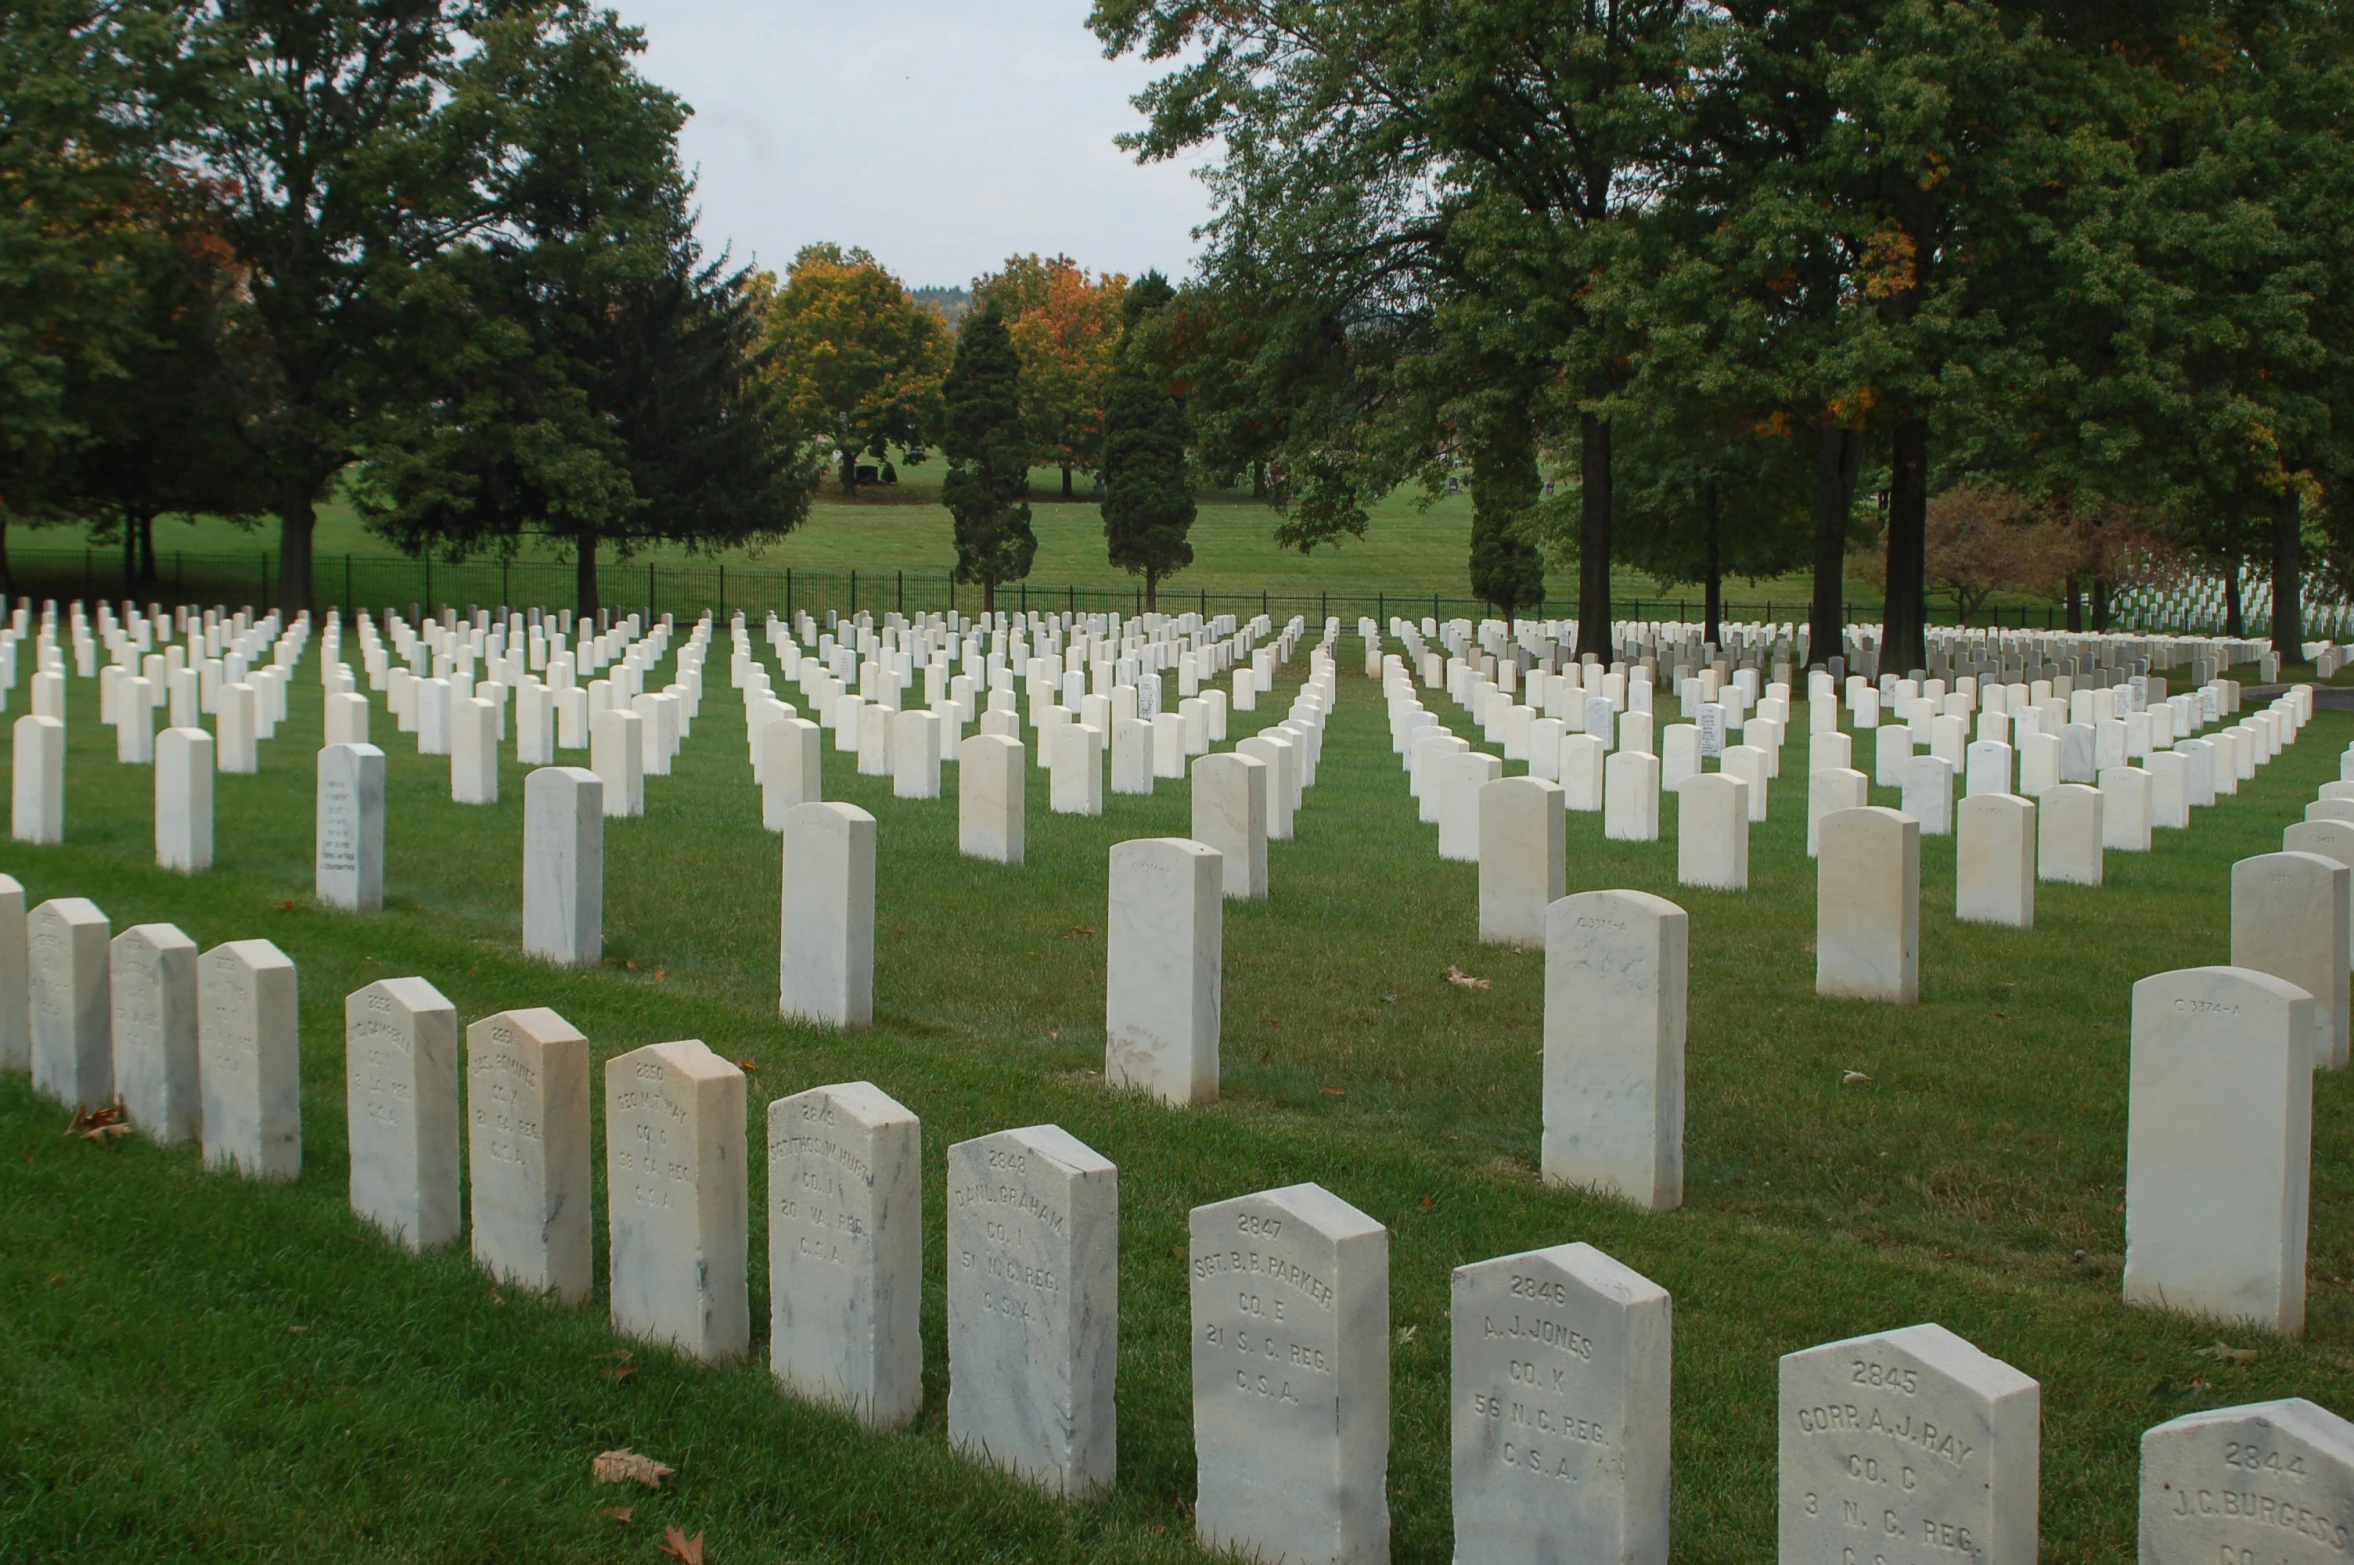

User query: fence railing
[0,545,2306,635]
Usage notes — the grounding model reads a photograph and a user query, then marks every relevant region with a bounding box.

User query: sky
[604,0,1214,293]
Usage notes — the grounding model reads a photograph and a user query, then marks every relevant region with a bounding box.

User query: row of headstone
[0,875,298,1175]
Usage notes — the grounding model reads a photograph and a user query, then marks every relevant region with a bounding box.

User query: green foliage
[1101,273,1194,606]
[941,308,1035,607]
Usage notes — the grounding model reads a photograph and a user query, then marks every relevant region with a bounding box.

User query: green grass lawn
[4,638,2351,1562]
[12,466,1987,617]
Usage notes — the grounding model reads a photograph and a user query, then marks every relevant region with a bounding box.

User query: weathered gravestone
[1105,838,1223,1106]
[1480,776,1566,943]
[1191,751,1268,900]
[468,1007,592,1303]
[960,732,1026,864]
[1603,750,1661,843]
[1543,889,1686,1212]
[0,874,25,1073]
[1956,794,2035,929]
[155,726,213,872]
[1452,1242,1670,1565]
[605,1039,750,1362]
[1816,807,1920,1003]
[30,897,110,1107]
[315,742,386,911]
[1191,1182,1389,1564]
[1676,773,1749,891]
[779,801,876,1030]
[1780,1322,2040,1565]
[2232,851,2350,1069]
[13,713,64,843]
[200,939,300,1180]
[768,1080,922,1429]
[2038,782,2104,886]
[523,766,603,967]
[111,922,198,1144]
[947,1124,1118,1498]
[2140,1397,2354,1564]
[2126,966,2314,1335]
[346,976,460,1251]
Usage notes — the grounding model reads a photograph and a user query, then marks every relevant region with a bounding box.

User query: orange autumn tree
[973,254,1126,497]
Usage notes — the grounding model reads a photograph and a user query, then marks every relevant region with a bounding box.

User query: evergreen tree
[356,2,809,614]
[1102,271,1194,609]
[942,307,1035,611]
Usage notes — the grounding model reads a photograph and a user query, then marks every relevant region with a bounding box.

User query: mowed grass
[61,470,1903,609]
[3,638,2352,1563]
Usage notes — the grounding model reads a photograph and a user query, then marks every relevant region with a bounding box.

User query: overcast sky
[604,0,1213,292]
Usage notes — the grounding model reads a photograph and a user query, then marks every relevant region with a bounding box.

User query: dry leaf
[735,1059,759,1073]
[1320,1086,1346,1097]
[273,899,295,912]
[1065,925,1094,939]
[654,969,667,981]
[1047,1027,1060,1043]
[1444,966,1490,991]
[598,1506,634,1524]
[660,1527,705,1563]
[591,1449,675,1488]
[286,1324,308,1335]
[1842,1071,1873,1086]
[2195,1341,2258,1363]
[604,1363,638,1385]
[66,1103,131,1141]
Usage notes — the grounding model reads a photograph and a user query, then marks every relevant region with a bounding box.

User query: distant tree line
[1089,0,2354,663]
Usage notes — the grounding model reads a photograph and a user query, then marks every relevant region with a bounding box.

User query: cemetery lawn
[6,657,2353,1563]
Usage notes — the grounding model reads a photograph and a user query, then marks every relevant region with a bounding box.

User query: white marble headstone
[2140,1397,2354,1563]
[1780,1322,2039,1564]
[199,939,300,1181]
[29,896,110,1107]
[947,1124,1118,1498]
[1452,1243,1670,1565]
[1191,1181,1388,1563]
[1105,837,1223,1106]
[1543,889,1686,1211]
[111,922,199,1144]
[605,1038,749,1362]
[468,1007,592,1303]
[346,976,460,1251]
[315,742,386,911]
[768,1080,922,1429]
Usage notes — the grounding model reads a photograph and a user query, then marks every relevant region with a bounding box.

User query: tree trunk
[2222,564,2243,637]
[1883,414,1929,675]
[983,578,996,614]
[2273,489,2304,658]
[1145,567,1158,612]
[576,530,600,619]
[1702,479,1722,646]
[1061,464,1074,499]
[2091,575,2111,633]
[1809,423,1857,670]
[1252,460,1265,499]
[1575,412,1612,660]
[2065,573,2083,633]
[839,448,858,497]
[277,489,316,615]
[138,512,156,584]
[123,513,138,591]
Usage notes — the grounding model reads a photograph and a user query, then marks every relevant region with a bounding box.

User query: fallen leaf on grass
[592,1449,675,1489]
[654,969,668,982]
[1395,1324,1418,1345]
[1842,1071,1873,1087]
[734,1059,759,1073]
[273,899,295,912]
[605,1363,638,1385]
[599,1506,633,1524]
[286,1324,308,1335]
[1048,1027,1060,1043]
[1444,966,1490,991]
[66,1103,131,1141]
[1319,1086,1346,1097]
[2195,1341,2258,1364]
[1065,925,1095,939]
[660,1527,705,1563]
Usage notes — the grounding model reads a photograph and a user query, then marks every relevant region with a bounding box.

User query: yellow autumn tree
[762,244,950,496]
[973,254,1126,497]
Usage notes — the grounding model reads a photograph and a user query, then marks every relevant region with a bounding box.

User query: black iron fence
[0,545,2199,632]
